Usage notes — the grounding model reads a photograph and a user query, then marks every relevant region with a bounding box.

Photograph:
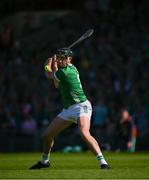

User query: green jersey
[54,64,87,108]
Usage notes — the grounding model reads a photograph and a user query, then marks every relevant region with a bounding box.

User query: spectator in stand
[0,103,16,134]
[21,103,37,135]
[115,109,137,152]
[0,23,13,54]
[21,113,37,135]
[92,98,108,128]
[91,98,109,146]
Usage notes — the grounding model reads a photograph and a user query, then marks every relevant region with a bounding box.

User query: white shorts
[57,100,92,123]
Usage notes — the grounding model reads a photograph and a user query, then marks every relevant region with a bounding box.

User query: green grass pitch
[0,152,149,179]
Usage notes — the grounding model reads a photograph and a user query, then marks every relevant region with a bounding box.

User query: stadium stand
[0,0,149,151]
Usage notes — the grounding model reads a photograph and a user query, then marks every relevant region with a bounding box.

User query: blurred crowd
[0,0,149,151]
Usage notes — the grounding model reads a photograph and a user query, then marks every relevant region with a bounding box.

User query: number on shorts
[83,105,88,113]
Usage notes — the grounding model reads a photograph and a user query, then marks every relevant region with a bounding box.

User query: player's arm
[51,55,59,88]
[44,55,59,88]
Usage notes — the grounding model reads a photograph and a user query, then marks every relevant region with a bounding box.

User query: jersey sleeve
[54,69,64,81]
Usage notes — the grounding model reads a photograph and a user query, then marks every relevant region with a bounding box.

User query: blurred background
[0,0,149,152]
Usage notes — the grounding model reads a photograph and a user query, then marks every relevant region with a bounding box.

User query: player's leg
[78,116,110,169]
[78,116,100,155]
[30,116,72,169]
[42,116,72,157]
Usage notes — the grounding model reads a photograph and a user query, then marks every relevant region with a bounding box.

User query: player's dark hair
[56,48,73,58]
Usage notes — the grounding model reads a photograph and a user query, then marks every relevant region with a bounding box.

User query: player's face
[57,57,71,67]
[122,110,129,119]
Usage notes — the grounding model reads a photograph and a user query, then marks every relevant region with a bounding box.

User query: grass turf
[0,152,149,179]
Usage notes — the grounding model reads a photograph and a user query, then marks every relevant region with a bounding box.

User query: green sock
[97,154,107,165]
